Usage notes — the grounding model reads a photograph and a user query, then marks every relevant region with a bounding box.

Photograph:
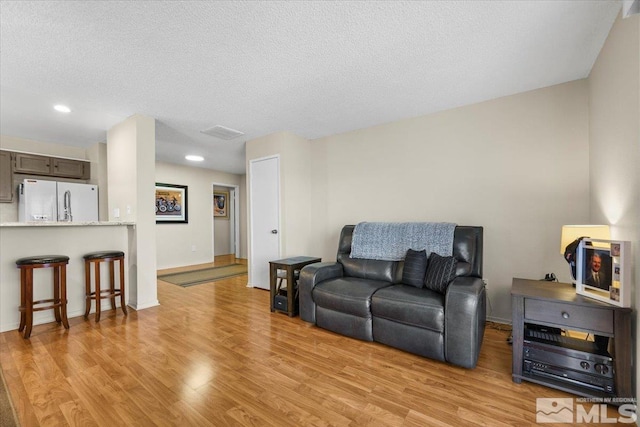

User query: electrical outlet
[191,245,196,252]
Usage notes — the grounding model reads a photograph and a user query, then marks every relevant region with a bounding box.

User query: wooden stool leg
[23,268,33,339]
[109,260,116,310]
[94,261,101,322]
[18,267,26,332]
[119,258,127,316]
[60,264,69,329]
[53,266,62,323]
[84,259,91,319]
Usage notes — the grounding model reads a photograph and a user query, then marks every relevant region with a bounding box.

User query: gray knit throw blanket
[350,222,457,261]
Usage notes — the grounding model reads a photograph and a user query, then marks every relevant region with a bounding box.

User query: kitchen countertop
[0,221,135,227]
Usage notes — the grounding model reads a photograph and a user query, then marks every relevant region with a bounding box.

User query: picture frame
[213,191,229,218]
[155,183,188,223]
[576,238,630,307]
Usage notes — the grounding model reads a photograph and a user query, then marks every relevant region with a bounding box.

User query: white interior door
[249,156,280,289]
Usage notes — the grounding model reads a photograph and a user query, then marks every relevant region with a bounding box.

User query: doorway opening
[212,182,240,263]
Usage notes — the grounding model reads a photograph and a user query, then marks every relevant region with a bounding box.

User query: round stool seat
[83,251,125,260]
[16,255,70,266]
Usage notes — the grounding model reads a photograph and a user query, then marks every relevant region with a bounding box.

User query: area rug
[158,264,248,287]
[0,369,18,427]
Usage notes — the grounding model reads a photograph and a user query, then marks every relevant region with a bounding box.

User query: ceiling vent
[200,125,245,140]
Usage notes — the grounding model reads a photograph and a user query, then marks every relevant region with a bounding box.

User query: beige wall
[107,114,158,310]
[0,134,87,159]
[155,161,245,269]
[588,11,639,408]
[86,141,109,221]
[107,118,138,222]
[309,80,591,322]
[245,131,313,259]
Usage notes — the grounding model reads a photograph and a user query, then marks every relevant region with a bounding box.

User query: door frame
[248,154,281,289]
[211,181,240,259]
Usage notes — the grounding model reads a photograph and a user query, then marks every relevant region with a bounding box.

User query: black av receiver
[523,326,615,394]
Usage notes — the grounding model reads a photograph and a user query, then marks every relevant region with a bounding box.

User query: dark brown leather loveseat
[299,224,485,369]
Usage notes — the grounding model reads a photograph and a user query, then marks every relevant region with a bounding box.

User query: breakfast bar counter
[0,221,134,227]
[0,222,136,333]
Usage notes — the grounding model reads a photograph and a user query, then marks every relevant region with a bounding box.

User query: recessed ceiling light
[53,104,71,113]
[185,155,204,162]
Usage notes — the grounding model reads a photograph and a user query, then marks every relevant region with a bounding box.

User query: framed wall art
[576,238,631,307]
[213,191,229,218]
[155,183,188,223]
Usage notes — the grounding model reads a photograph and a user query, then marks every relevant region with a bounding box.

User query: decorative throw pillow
[401,249,428,288]
[424,252,458,293]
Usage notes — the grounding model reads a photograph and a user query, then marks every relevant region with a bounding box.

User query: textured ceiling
[0,1,621,174]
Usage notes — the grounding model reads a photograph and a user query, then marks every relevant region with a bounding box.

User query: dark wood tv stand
[511,278,632,400]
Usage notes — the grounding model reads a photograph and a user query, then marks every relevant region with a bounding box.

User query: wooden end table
[269,256,321,316]
[511,278,632,400]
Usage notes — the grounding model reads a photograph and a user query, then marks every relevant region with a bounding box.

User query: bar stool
[83,251,127,322]
[16,255,70,339]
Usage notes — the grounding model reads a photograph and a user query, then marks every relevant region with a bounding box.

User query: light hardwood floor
[0,259,620,426]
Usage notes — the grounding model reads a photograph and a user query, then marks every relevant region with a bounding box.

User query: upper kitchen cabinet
[0,150,13,202]
[53,157,90,179]
[13,152,90,180]
[14,152,52,175]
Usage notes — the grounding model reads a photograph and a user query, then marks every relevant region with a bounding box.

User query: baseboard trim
[128,300,160,311]
[487,316,511,325]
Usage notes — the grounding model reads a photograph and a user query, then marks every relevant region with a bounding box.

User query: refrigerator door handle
[62,190,73,221]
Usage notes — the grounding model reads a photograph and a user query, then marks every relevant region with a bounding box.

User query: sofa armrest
[444,276,486,368]
[299,262,344,323]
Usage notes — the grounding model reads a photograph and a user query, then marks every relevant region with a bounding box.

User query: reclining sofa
[299,224,485,369]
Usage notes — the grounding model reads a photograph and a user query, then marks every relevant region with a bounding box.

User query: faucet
[63,190,72,221]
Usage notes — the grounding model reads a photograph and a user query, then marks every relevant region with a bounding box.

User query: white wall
[309,80,591,322]
[587,11,639,409]
[155,161,245,269]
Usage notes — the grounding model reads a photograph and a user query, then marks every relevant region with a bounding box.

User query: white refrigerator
[18,179,99,222]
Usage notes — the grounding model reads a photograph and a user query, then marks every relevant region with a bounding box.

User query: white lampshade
[560,225,611,254]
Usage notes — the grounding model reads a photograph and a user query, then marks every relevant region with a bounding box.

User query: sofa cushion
[338,256,397,283]
[425,253,458,293]
[401,249,428,288]
[313,277,392,318]
[371,285,445,333]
